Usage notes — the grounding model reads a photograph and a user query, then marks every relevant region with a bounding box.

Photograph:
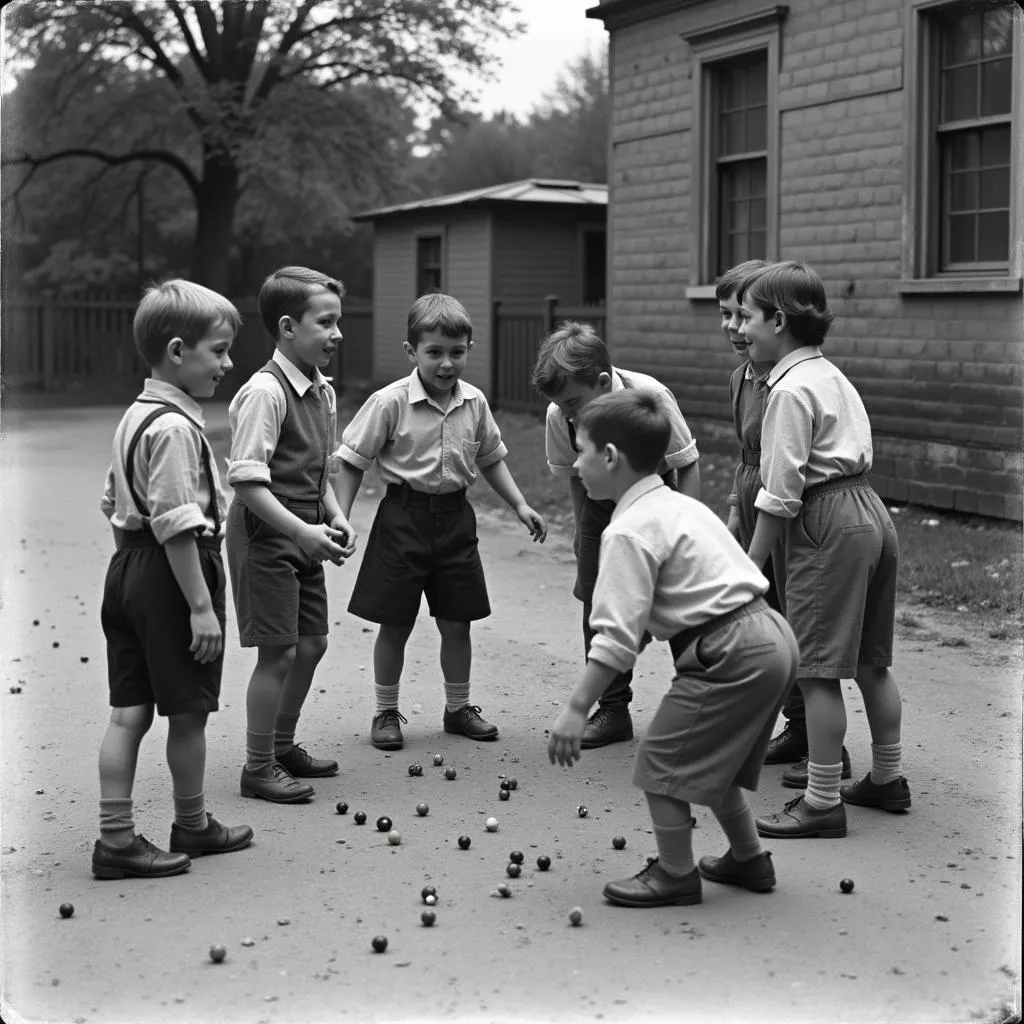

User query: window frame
[577,225,608,306]
[901,0,1023,294]
[414,229,446,296]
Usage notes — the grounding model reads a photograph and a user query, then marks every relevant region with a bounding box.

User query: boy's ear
[403,341,417,361]
[603,442,620,468]
[279,315,293,337]
[773,310,788,334]
[166,337,185,364]
[596,371,612,391]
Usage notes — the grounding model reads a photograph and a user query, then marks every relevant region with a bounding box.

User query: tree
[2,0,523,293]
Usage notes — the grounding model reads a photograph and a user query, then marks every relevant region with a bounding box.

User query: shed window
[417,235,443,294]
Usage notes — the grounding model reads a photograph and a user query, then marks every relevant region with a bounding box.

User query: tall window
[416,235,443,294]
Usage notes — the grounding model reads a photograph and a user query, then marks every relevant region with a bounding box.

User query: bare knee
[256,644,297,679]
[436,618,471,643]
[854,665,894,687]
[378,622,415,648]
[167,711,209,737]
[296,635,329,663]
[109,704,154,737]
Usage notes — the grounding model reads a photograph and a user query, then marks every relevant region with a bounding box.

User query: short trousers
[347,484,491,626]
[101,532,225,716]
[632,598,799,807]
[783,474,898,678]
[225,497,329,647]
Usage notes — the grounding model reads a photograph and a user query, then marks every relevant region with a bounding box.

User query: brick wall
[599,0,1023,520]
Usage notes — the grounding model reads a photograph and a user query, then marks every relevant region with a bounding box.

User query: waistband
[117,529,222,551]
[385,483,467,511]
[740,448,761,466]
[803,472,870,501]
[669,596,768,661]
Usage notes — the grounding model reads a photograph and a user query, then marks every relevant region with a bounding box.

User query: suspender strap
[125,400,220,535]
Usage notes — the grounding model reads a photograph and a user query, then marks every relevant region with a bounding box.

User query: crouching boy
[547,391,798,906]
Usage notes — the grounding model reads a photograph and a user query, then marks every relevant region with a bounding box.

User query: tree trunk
[191,151,240,294]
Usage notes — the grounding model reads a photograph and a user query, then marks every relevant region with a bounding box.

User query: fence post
[490,299,502,410]
[543,294,559,336]
[41,289,56,390]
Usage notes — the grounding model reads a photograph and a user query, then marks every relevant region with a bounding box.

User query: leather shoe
[371,709,407,750]
[276,743,339,778]
[580,706,633,749]
[240,762,314,803]
[764,726,808,764]
[756,796,847,838]
[841,773,911,812]
[92,834,191,880]
[170,815,254,857]
[781,748,852,788]
[698,849,776,892]
[603,858,702,907]
[443,705,499,741]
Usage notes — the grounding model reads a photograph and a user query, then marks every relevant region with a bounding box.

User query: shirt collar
[610,474,665,523]
[140,378,206,427]
[407,368,469,409]
[272,347,329,397]
[766,346,823,387]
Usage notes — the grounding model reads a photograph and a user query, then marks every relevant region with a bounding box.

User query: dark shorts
[101,533,225,716]
[348,484,490,626]
[225,498,329,647]
[632,599,799,807]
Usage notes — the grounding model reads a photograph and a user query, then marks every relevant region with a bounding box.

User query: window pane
[749,231,766,259]
[981,125,1011,166]
[981,59,1013,116]
[948,170,978,212]
[720,112,746,155]
[743,56,768,107]
[979,166,1010,209]
[946,213,977,263]
[982,8,1014,57]
[750,197,767,230]
[732,200,750,232]
[944,11,982,65]
[942,65,979,121]
[749,158,767,196]
[723,67,745,110]
[977,211,1009,261]
[746,105,767,151]
[948,131,980,170]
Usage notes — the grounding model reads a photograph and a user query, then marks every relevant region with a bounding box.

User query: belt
[803,472,870,501]
[117,529,222,551]
[669,596,767,661]
[385,483,466,512]
[740,448,761,467]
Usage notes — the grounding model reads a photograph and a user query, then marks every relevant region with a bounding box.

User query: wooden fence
[1,291,373,399]
[490,295,608,414]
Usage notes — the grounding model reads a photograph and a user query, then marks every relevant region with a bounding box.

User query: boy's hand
[296,523,348,565]
[516,503,547,543]
[328,513,358,558]
[726,507,741,542]
[189,607,223,664]
[548,707,587,767]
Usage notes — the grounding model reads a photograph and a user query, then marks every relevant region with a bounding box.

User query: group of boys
[94,260,909,912]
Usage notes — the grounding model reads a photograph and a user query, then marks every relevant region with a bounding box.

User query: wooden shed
[352,179,608,404]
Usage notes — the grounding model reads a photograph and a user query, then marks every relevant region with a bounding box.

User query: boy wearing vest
[532,322,700,749]
[226,266,355,804]
[95,280,252,880]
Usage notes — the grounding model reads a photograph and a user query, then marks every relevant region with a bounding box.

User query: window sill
[897,277,1022,296]
[685,285,718,301]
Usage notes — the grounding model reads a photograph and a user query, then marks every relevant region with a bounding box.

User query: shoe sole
[756,823,847,838]
[240,786,314,803]
[282,766,340,778]
[444,728,499,741]
[92,861,191,880]
[371,738,404,750]
[170,835,254,857]
[698,868,775,892]
[603,891,703,907]
[781,771,853,790]
[580,734,633,749]
[840,794,911,812]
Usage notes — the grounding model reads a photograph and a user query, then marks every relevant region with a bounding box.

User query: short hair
[133,279,242,369]
[531,321,611,397]
[575,390,670,476]
[407,293,473,348]
[715,259,772,302]
[738,261,835,346]
[259,266,345,338]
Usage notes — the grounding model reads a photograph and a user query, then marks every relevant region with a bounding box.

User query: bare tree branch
[189,0,223,77]
[166,0,210,80]
[249,0,316,107]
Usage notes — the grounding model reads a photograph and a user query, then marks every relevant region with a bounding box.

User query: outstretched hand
[547,707,587,767]
[516,504,547,543]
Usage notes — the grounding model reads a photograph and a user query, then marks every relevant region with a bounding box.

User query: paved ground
[0,404,1020,1024]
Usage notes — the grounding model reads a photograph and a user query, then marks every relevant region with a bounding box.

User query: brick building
[586,0,1023,519]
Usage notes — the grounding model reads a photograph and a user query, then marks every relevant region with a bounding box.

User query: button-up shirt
[101,379,225,542]
[754,346,873,519]
[588,476,768,673]
[226,348,336,487]
[336,370,508,493]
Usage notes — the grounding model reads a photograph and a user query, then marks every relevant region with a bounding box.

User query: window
[416,234,443,295]
[902,1,1022,292]
[580,228,607,305]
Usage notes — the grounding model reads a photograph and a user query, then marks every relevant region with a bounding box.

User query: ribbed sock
[374,683,400,715]
[444,680,471,714]
[712,800,764,862]
[99,797,135,847]
[804,761,843,810]
[173,791,208,831]
[245,730,276,772]
[870,742,903,784]
[274,712,301,756]
[652,819,695,878]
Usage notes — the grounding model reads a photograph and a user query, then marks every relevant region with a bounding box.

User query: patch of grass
[896,611,922,629]
[937,636,970,648]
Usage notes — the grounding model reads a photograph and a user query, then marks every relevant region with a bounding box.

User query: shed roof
[352,179,607,222]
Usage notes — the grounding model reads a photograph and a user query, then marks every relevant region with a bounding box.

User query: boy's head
[716,259,771,359]
[259,266,345,374]
[403,293,474,400]
[738,261,834,364]
[573,391,670,501]
[133,279,240,398]
[531,321,613,422]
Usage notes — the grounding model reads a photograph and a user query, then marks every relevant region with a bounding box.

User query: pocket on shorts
[841,523,875,536]
[797,502,824,548]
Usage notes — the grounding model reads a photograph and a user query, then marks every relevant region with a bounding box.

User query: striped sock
[375,683,400,715]
[652,819,696,878]
[444,680,471,714]
[804,761,843,810]
[245,730,276,772]
[173,791,207,831]
[99,797,135,846]
[274,712,301,756]
[870,742,903,784]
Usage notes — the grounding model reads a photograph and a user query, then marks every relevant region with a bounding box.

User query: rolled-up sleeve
[335,394,389,472]
[587,533,658,673]
[755,388,813,519]
[659,391,699,470]
[475,400,508,468]
[545,405,577,476]
[226,381,285,486]
[146,425,208,544]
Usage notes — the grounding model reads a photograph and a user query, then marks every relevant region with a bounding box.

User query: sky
[471,0,608,118]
